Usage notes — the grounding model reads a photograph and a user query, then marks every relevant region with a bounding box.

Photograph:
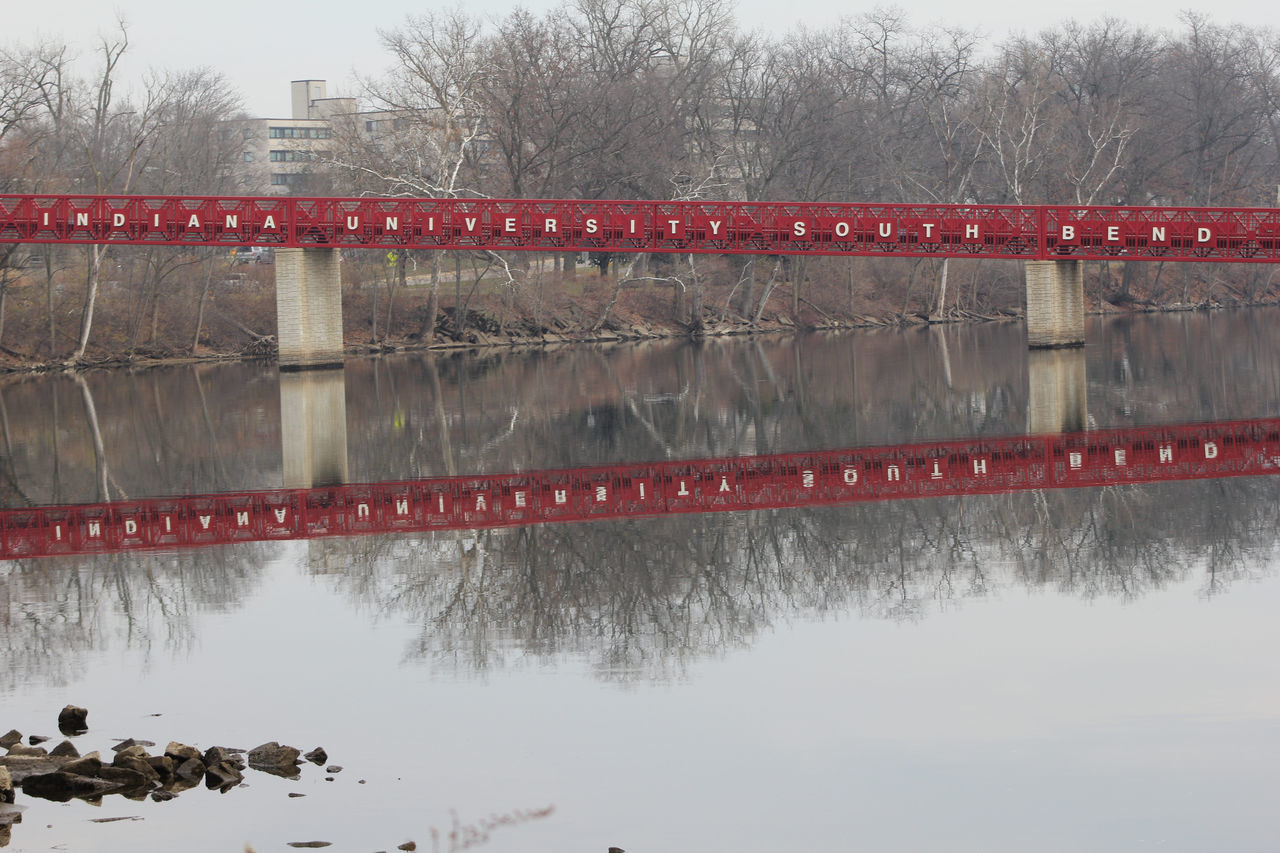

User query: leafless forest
[3,2,1280,363]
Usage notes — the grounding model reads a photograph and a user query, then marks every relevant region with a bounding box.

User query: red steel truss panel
[0,194,1037,259]
[5,194,1280,261]
[1,417,1277,560]
[1044,206,1280,262]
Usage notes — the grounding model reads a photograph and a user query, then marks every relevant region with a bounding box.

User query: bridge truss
[4,195,1280,262]
[2,417,1277,560]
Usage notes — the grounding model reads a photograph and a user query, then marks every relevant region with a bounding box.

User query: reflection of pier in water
[1027,348,1088,433]
[2,415,1276,560]
[280,368,348,488]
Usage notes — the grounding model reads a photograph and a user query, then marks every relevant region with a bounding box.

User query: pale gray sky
[5,0,1278,117]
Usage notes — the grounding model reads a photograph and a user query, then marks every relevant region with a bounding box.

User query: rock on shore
[2,708,325,805]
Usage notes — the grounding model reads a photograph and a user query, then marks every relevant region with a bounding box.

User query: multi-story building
[226,79,469,196]
[229,80,358,194]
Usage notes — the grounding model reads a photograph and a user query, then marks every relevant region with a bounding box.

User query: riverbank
[0,246,1272,374]
[0,303,1025,373]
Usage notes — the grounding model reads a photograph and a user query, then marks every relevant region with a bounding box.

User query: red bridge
[3,417,1277,560]
[4,194,1280,263]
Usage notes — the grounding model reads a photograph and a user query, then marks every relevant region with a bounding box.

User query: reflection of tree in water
[343,326,1035,484]
[0,544,272,689]
[0,363,282,507]
[312,474,1280,681]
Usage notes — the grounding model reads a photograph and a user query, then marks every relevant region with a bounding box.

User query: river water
[1,311,1278,852]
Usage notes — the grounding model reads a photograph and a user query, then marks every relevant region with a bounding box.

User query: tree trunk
[419,282,440,343]
[149,286,162,346]
[592,256,632,331]
[791,258,800,318]
[931,258,950,320]
[70,245,105,363]
[687,254,704,332]
[900,262,920,317]
[46,252,56,359]
[740,258,756,318]
[752,260,783,325]
[417,252,442,342]
[149,254,163,346]
[0,270,8,346]
[847,257,856,315]
[454,253,465,338]
[1101,261,1116,296]
[191,255,215,353]
[385,249,406,339]
[371,281,380,342]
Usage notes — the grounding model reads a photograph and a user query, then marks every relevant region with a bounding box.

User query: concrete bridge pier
[1027,347,1088,435]
[276,247,345,370]
[1025,260,1085,348]
[279,368,349,489]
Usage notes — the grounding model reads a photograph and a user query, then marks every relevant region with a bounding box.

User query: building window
[243,128,254,140]
[269,150,320,162]
[243,152,254,162]
[271,173,304,187]
[365,121,375,132]
[268,126,331,140]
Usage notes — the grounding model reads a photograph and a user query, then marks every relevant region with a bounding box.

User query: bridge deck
[4,195,1280,263]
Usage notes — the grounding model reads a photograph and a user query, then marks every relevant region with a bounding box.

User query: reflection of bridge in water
[4,415,1277,560]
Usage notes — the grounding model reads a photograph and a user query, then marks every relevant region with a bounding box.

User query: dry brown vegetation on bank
[0,246,1275,371]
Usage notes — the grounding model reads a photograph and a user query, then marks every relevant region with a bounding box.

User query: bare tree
[1159,14,1272,205]
[1039,20,1158,205]
[0,41,68,348]
[880,25,984,317]
[972,35,1055,204]
[126,68,244,350]
[333,9,492,343]
[50,23,165,363]
[477,9,585,199]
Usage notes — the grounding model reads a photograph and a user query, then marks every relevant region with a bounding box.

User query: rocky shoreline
[0,308,1026,374]
[0,705,564,851]
[0,298,1264,376]
[0,705,415,851]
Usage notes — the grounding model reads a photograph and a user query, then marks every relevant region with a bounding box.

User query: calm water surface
[1,311,1278,852]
